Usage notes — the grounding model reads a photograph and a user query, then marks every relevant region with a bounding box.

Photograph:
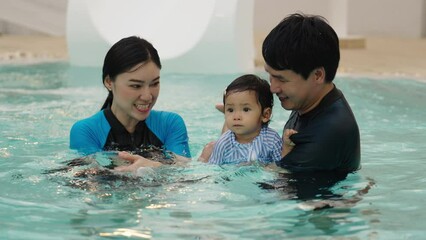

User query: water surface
[1,63,425,239]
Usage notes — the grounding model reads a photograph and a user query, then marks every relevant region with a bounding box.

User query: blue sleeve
[69,111,110,155]
[146,111,191,158]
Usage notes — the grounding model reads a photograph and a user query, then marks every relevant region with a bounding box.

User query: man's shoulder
[323,95,358,128]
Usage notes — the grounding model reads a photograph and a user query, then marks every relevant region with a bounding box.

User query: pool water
[1,63,425,239]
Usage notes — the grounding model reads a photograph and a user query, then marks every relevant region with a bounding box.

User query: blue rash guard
[70,108,191,158]
[278,85,360,173]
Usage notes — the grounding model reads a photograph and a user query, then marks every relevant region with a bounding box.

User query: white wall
[0,0,67,35]
[423,1,426,36]
[0,0,425,38]
[0,20,43,35]
[347,0,426,38]
[254,0,426,38]
[254,0,336,35]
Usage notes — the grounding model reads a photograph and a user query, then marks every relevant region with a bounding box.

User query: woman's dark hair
[262,13,340,82]
[223,74,273,126]
[101,36,162,110]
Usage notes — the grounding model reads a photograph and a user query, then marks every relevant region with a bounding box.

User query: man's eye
[271,76,286,83]
[151,82,160,87]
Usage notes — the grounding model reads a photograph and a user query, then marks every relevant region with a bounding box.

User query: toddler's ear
[262,107,272,123]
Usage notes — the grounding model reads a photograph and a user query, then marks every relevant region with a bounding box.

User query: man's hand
[215,103,224,113]
[214,103,229,134]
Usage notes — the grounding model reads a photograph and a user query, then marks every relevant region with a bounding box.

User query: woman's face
[105,61,160,131]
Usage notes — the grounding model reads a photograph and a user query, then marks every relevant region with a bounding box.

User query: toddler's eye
[243,107,251,112]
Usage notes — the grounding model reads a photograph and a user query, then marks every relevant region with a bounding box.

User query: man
[262,13,360,173]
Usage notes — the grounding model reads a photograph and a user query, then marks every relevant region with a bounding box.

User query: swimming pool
[1,62,425,239]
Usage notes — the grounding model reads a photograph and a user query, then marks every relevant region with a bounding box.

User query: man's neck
[299,83,334,115]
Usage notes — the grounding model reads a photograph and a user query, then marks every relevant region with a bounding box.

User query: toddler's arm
[282,129,298,157]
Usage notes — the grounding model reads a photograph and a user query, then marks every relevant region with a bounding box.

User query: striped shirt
[208,126,282,165]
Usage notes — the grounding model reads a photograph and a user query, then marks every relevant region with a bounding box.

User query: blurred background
[0,0,425,77]
[1,0,425,38]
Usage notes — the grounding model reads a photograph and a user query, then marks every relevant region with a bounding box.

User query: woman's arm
[198,141,216,163]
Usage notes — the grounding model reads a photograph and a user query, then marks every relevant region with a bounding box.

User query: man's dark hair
[262,13,340,82]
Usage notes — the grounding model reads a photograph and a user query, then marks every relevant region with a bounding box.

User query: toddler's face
[224,90,266,143]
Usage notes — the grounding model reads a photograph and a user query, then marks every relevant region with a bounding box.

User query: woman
[70,36,191,170]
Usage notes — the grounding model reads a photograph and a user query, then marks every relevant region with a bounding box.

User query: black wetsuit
[102,109,163,152]
[277,85,361,173]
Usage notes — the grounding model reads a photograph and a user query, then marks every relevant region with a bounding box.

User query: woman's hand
[197,103,224,163]
[114,151,162,173]
[198,141,216,163]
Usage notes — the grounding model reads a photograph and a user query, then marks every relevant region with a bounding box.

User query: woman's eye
[130,85,141,89]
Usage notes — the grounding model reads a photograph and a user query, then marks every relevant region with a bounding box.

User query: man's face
[264,64,321,114]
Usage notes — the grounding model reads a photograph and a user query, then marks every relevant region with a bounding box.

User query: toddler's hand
[283,129,298,147]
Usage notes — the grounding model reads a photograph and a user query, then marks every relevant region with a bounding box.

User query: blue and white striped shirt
[208,126,283,165]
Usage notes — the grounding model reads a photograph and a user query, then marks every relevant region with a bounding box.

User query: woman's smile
[135,103,150,113]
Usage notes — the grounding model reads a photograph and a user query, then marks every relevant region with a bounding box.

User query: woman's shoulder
[71,110,107,129]
[150,109,180,116]
[148,110,184,121]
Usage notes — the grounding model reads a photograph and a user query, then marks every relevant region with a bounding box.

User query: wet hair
[262,13,340,82]
[223,74,273,126]
[101,36,162,110]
